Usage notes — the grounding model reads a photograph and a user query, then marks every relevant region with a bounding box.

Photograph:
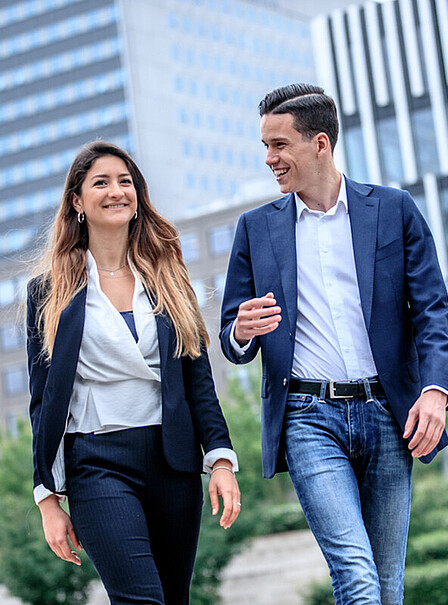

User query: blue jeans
[284,392,413,605]
[65,426,203,605]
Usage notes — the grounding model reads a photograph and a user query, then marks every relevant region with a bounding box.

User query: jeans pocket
[372,396,393,416]
[286,394,318,415]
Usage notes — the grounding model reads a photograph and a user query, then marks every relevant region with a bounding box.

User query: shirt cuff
[421,385,448,408]
[203,448,239,474]
[230,319,252,356]
[33,484,66,506]
[421,385,448,396]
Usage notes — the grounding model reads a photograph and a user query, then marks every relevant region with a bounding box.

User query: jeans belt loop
[328,381,354,399]
[319,380,327,403]
[361,377,375,403]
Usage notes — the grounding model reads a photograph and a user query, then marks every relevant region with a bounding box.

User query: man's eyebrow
[261,136,289,144]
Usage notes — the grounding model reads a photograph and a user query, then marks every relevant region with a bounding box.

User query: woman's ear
[72,194,83,213]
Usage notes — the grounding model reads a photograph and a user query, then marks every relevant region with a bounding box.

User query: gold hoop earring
[77,212,85,224]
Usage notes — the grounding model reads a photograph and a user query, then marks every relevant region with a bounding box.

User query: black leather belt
[289,377,385,399]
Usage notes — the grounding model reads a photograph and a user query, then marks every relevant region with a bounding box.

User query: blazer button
[289,332,293,341]
[283,378,288,387]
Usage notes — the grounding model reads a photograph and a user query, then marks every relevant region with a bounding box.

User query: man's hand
[234,292,282,346]
[403,389,447,457]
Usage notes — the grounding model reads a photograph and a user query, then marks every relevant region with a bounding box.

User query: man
[220,83,448,604]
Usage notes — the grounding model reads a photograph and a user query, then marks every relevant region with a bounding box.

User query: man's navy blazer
[220,177,448,478]
[27,281,233,493]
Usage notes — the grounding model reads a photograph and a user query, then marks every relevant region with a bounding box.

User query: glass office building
[311,0,448,276]
[0,0,317,428]
[0,0,357,427]
[117,0,315,218]
[0,0,131,430]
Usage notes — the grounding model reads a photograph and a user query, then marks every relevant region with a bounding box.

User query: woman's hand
[38,494,83,565]
[208,460,241,530]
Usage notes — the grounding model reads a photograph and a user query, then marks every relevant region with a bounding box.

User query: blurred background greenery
[1,366,448,604]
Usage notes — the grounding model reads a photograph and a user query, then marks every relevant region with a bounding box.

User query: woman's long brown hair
[33,141,209,359]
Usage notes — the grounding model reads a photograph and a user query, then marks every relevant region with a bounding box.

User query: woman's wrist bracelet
[211,465,234,474]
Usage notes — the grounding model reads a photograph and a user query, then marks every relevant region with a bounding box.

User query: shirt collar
[294,173,348,222]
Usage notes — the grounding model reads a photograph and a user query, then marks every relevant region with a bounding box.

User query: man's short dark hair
[259,83,339,152]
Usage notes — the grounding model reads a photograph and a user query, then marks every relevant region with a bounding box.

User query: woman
[26,141,240,605]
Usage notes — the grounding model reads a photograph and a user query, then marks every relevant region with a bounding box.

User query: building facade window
[191,280,206,306]
[0,39,121,92]
[0,6,117,60]
[0,0,83,28]
[439,185,448,248]
[3,365,28,396]
[212,272,227,299]
[411,107,440,176]
[180,232,200,263]
[0,323,25,352]
[208,224,234,256]
[0,280,16,307]
[377,117,404,183]
[343,125,369,183]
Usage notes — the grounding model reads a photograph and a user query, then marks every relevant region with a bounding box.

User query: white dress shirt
[231,176,377,379]
[231,176,446,396]
[292,177,377,380]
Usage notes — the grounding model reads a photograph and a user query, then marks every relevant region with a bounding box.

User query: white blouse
[34,252,237,504]
[67,251,163,433]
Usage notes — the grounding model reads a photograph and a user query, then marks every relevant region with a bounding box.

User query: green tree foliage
[191,365,307,604]
[0,421,97,605]
[404,466,448,604]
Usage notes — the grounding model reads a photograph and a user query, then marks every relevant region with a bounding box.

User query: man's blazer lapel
[266,193,297,334]
[346,178,379,330]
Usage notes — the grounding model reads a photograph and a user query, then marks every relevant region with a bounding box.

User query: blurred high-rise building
[117,0,316,219]
[176,0,448,391]
[0,0,132,431]
[311,0,448,276]
[0,0,319,429]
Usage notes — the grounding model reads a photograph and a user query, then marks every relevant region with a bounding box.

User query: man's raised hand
[234,292,282,346]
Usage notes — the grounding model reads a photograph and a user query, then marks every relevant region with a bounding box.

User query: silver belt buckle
[328,381,354,399]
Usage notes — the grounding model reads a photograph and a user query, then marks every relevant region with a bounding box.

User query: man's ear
[316,132,331,155]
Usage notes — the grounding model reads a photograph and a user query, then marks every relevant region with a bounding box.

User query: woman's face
[72,155,137,233]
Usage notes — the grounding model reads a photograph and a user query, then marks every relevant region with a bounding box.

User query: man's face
[261,112,318,195]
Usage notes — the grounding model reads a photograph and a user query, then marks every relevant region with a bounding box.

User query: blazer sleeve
[219,213,260,365]
[181,346,233,455]
[403,191,448,389]
[26,278,49,489]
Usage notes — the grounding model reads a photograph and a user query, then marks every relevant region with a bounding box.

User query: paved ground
[0,586,23,605]
[0,529,329,605]
[219,529,329,605]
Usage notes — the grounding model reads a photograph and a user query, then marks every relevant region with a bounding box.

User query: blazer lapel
[51,286,86,375]
[266,194,297,334]
[155,311,171,373]
[346,178,379,330]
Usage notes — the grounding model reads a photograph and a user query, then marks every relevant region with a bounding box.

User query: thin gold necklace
[97,263,128,277]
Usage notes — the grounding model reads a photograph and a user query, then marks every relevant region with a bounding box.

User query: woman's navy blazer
[27,279,233,494]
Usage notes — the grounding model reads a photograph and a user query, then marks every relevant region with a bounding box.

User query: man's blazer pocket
[376,238,402,262]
